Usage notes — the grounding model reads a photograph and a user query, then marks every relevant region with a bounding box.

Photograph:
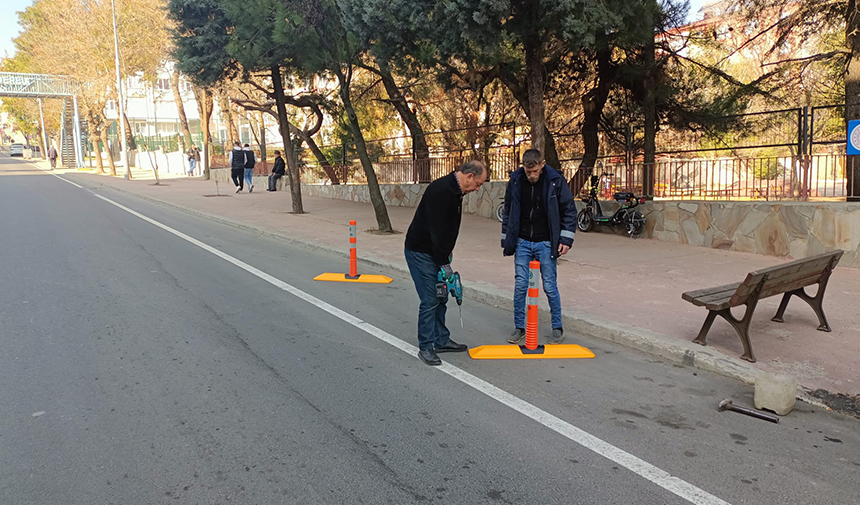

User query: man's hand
[440,264,454,281]
[558,244,570,256]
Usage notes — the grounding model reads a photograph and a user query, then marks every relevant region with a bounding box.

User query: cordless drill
[436,268,464,327]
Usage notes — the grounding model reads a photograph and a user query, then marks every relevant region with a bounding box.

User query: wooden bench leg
[692,302,758,363]
[771,283,832,332]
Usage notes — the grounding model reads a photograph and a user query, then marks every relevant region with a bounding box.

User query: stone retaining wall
[641,201,860,268]
[210,173,859,268]
[301,181,508,220]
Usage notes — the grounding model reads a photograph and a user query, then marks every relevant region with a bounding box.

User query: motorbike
[577,173,647,237]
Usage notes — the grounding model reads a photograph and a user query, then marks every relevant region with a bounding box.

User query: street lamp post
[111,0,130,179]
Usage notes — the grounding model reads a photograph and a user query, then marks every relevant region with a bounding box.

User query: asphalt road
[1,153,858,505]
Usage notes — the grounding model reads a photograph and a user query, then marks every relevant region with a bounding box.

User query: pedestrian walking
[267,150,286,191]
[187,144,200,176]
[228,142,245,193]
[404,160,487,366]
[501,149,577,345]
[47,144,58,170]
[243,144,256,193]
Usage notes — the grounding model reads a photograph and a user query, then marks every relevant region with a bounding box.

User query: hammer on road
[718,399,779,423]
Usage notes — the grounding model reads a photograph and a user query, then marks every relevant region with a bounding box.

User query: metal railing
[562,154,849,201]
[301,150,518,185]
[0,72,78,98]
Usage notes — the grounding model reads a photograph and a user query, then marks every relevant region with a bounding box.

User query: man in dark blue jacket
[405,160,487,365]
[501,149,577,345]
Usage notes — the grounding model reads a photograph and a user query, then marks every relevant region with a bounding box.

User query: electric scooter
[577,173,647,237]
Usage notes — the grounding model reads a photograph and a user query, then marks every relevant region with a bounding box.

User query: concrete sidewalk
[40,163,860,413]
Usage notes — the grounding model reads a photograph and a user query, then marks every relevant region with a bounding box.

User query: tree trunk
[217,91,240,146]
[170,70,193,152]
[376,59,430,182]
[293,126,341,184]
[100,123,117,176]
[569,49,613,195]
[35,128,46,161]
[192,86,213,180]
[85,109,105,174]
[524,32,547,156]
[642,25,657,197]
[337,67,393,232]
[123,112,136,151]
[847,0,860,199]
[258,111,267,172]
[498,69,560,170]
[271,65,304,214]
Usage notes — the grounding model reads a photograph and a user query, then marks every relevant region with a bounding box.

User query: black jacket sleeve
[427,190,459,266]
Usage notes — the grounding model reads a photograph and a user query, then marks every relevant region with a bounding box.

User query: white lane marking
[32,164,84,188]
[92,192,730,505]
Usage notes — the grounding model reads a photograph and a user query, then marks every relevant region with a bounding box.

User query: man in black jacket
[405,160,487,366]
[267,151,286,191]
[228,142,245,193]
[501,149,577,345]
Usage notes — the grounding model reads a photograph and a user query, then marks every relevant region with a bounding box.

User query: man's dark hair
[458,160,485,177]
[522,149,543,167]
[274,150,281,155]
[244,143,250,148]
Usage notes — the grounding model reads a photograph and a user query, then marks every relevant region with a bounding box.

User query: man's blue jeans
[244,168,254,188]
[514,239,562,329]
[405,248,450,351]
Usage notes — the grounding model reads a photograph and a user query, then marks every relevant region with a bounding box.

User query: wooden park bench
[681,250,843,363]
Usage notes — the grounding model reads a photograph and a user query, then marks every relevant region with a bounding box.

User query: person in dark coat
[267,151,286,191]
[404,160,487,366]
[228,142,245,193]
[501,149,577,345]
[47,144,58,170]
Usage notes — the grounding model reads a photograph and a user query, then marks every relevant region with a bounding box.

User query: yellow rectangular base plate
[314,272,393,284]
[468,344,595,360]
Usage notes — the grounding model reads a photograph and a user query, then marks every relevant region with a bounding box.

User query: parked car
[10,143,24,156]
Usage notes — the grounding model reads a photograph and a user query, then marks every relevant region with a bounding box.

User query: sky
[0,0,713,61]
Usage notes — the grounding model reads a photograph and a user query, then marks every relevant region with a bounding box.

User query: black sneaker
[418,349,441,365]
[507,328,525,344]
[435,339,467,353]
[548,328,565,345]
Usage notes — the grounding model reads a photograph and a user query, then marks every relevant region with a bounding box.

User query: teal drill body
[437,270,463,305]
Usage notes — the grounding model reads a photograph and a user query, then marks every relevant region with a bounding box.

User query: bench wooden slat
[728,272,767,305]
[681,283,740,304]
[759,275,828,300]
[694,290,736,307]
[754,256,835,282]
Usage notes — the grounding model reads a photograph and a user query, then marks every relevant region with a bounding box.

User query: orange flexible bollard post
[467,259,596,360]
[525,260,540,350]
[348,220,358,279]
[313,220,393,284]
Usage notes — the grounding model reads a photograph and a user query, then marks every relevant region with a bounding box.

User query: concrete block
[754,372,797,415]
